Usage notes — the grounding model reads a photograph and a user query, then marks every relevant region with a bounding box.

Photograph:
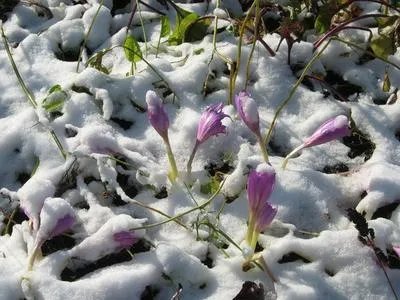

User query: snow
[0,0,399,299]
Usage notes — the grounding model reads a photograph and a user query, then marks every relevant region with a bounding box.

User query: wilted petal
[247,165,276,214]
[303,115,351,148]
[146,90,169,139]
[196,102,229,144]
[113,231,138,249]
[235,90,260,135]
[37,198,75,242]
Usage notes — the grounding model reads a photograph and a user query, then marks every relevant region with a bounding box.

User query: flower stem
[256,133,269,163]
[246,213,256,245]
[163,136,178,184]
[27,244,40,271]
[186,141,199,178]
[282,144,305,169]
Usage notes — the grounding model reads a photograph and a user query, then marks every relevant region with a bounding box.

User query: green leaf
[42,85,68,112]
[168,13,199,46]
[48,84,62,94]
[314,10,331,34]
[42,98,65,112]
[200,175,222,195]
[160,16,170,38]
[123,35,142,62]
[370,34,395,59]
[383,71,391,92]
[184,17,212,43]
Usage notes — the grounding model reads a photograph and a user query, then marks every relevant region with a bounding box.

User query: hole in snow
[140,285,159,300]
[342,119,375,161]
[60,239,151,281]
[233,281,265,300]
[321,163,349,174]
[154,187,168,199]
[41,232,76,256]
[201,251,214,269]
[371,201,400,220]
[110,117,134,131]
[278,252,311,264]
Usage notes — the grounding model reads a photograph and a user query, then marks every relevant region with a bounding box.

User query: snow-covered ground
[0,1,399,299]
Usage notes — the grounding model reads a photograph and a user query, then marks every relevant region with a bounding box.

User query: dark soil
[60,239,151,281]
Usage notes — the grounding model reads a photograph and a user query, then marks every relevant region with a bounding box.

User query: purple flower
[196,102,229,144]
[247,165,276,214]
[49,214,74,238]
[282,115,351,168]
[146,90,169,139]
[246,165,277,248]
[113,231,138,249]
[303,115,351,148]
[235,90,260,135]
[254,202,278,233]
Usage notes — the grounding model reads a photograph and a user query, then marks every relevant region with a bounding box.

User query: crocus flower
[196,102,229,144]
[235,90,269,163]
[145,90,178,183]
[187,102,229,177]
[28,198,75,270]
[282,115,351,168]
[146,90,169,140]
[246,165,277,249]
[113,231,137,249]
[235,90,260,135]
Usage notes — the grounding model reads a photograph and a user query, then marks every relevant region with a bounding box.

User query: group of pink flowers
[146,89,351,251]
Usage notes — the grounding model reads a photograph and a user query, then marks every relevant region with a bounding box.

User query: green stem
[76,0,105,72]
[250,228,259,250]
[333,37,400,71]
[256,133,269,163]
[230,0,257,104]
[186,141,199,178]
[87,45,180,102]
[129,179,226,231]
[2,25,66,159]
[27,244,40,271]
[3,206,17,236]
[135,0,148,57]
[163,136,178,184]
[244,0,260,89]
[246,213,256,245]
[281,143,305,169]
[1,26,37,108]
[263,39,332,146]
[132,200,188,229]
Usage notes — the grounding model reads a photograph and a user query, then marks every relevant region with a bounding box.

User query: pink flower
[282,115,351,168]
[235,90,260,135]
[246,165,277,248]
[247,165,276,214]
[196,102,229,144]
[254,202,278,233]
[303,115,351,148]
[113,231,138,249]
[146,90,169,139]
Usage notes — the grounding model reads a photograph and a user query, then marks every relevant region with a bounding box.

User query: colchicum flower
[27,198,74,271]
[282,115,351,168]
[187,102,229,177]
[113,231,138,249]
[235,90,269,163]
[146,90,178,183]
[246,165,277,249]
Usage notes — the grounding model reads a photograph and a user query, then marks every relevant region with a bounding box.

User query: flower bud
[235,90,260,135]
[146,90,169,139]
